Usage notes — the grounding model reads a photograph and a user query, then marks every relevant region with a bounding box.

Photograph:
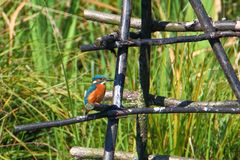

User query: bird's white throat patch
[92,80,106,84]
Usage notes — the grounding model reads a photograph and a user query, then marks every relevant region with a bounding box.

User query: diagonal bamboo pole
[103,0,131,159]
[189,0,240,100]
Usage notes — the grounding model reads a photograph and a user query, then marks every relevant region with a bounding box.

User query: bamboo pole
[103,0,132,159]
[136,0,151,159]
[84,9,240,32]
[70,147,134,160]
[70,146,195,160]
[189,0,240,99]
[80,31,240,52]
[15,100,240,133]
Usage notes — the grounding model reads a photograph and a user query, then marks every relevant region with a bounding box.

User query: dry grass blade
[0,84,49,120]
[1,11,10,27]
[235,51,240,78]
[214,0,222,20]
[41,8,62,39]
[26,2,82,19]
[5,128,37,160]
[0,13,39,35]
[192,37,238,57]
[8,0,28,64]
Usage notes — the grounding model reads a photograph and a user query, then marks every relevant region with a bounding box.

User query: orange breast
[87,84,106,104]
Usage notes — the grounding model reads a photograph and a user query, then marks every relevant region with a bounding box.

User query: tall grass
[0,0,239,159]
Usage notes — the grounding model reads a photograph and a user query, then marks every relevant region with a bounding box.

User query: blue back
[84,84,96,105]
[92,75,106,81]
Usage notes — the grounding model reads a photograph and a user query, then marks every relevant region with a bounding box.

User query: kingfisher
[84,75,113,114]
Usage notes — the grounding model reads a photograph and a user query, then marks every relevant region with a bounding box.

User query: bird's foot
[85,103,95,111]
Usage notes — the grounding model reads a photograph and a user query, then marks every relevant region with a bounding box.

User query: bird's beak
[106,79,114,82]
[101,79,113,84]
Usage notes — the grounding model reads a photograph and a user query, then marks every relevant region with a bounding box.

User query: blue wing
[84,84,96,105]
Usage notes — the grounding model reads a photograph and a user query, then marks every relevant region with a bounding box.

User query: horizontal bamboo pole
[15,101,240,133]
[80,31,240,52]
[105,91,240,108]
[84,9,240,32]
[70,146,194,160]
[70,147,134,160]
[15,91,240,132]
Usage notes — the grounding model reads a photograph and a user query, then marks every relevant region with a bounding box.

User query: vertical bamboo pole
[136,0,152,159]
[103,0,131,159]
[189,0,240,100]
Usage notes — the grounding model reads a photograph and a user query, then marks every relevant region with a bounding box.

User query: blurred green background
[0,0,239,159]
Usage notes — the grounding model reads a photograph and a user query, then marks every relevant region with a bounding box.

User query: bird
[84,75,113,114]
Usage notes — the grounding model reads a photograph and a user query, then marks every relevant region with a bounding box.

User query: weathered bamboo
[14,102,240,133]
[148,95,240,108]
[70,147,195,160]
[136,0,151,159]
[103,0,131,159]
[105,91,240,108]
[84,9,240,32]
[70,147,134,160]
[80,31,240,52]
[189,0,240,99]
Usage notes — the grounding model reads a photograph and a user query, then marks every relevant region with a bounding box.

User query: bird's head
[92,75,113,84]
